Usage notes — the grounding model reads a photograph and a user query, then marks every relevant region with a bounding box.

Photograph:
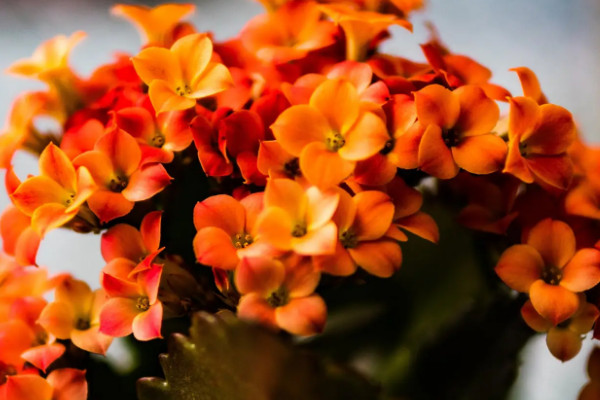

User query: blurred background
[0,1,599,399]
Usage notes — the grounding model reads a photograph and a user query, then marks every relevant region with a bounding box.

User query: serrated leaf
[137,311,384,400]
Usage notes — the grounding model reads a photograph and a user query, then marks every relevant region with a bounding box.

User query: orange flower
[240,0,338,64]
[255,178,339,255]
[73,127,172,222]
[495,219,600,325]
[100,263,163,341]
[112,106,194,164]
[10,143,96,236]
[414,84,506,179]
[521,298,599,362]
[101,211,162,265]
[111,3,196,47]
[314,189,401,277]
[235,255,326,336]
[193,193,267,270]
[503,96,576,189]
[0,205,40,267]
[320,3,412,61]
[132,33,233,114]
[6,32,86,113]
[272,78,389,188]
[37,277,113,355]
[0,368,87,400]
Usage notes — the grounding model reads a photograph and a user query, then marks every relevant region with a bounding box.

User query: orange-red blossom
[496,219,600,325]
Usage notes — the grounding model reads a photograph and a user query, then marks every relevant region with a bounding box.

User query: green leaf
[137,311,384,400]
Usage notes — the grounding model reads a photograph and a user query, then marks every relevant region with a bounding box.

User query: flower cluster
[1,0,599,397]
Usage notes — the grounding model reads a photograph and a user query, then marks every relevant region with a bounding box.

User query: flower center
[109,175,128,193]
[267,286,289,308]
[136,296,150,311]
[76,318,91,331]
[151,132,166,148]
[541,265,563,286]
[326,132,346,152]
[442,128,461,148]
[519,141,529,157]
[0,362,17,385]
[283,158,301,178]
[380,138,395,155]
[65,192,76,206]
[292,224,307,238]
[232,233,254,249]
[175,84,192,96]
[340,229,358,249]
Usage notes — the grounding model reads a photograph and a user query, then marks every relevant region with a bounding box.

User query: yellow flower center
[340,229,358,249]
[541,265,563,286]
[267,286,290,307]
[136,296,150,311]
[232,233,254,249]
[292,224,307,238]
[326,132,346,152]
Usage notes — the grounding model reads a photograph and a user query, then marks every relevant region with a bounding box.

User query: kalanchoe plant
[0,1,599,399]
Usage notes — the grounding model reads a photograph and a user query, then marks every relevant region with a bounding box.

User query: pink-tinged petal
[527,154,573,190]
[546,328,582,362]
[235,257,285,296]
[102,272,139,299]
[414,84,460,129]
[87,190,134,223]
[240,192,264,234]
[31,203,77,236]
[99,297,138,337]
[360,81,390,105]
[95,128,141,177]
[418,124,459,179]
[237,152,266,186]
[326,61,372,93]
[37,302,75,339]
[132,302,163,341]
[305,186,339,231]
[61,119,105,160]
[396,212,440,243]
[451,134,507,175]
[122,163,172,202]
[560,248,600,292]
[159,110,194,151]
[353,191,394,241]
[137,265,163,303]
[39,143,76,191]
[46,368,88,400]
[71,326,113,355]
[292,222,337,256]
[313,242,357,276]
[338,111,388,161]
[101,224,145,262]
[349,240,402,278]
[300,142,356,189]
[237,293,277,328]
[193,227,240,270]
[495,244,544,292]
[529,280,579,325]
[309,79,360,134]
[21,343,66,372]
[4,375,52,400]
[140,211,162,253]
[271,105,330,156]
[520,301,553,333]
[275,295,327,336]
[193,195,245,234]
[527,219,576,268]
[284,256,321,297]
[114,107,155,141]
[11,176,68,215]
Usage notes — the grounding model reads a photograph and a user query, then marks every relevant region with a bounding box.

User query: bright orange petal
[291,222,337,255]
[235,257,285,296]
[39,143,77,191]
[527,219,575,268]
[271,105,330,156]
[255,206,294,251]
[309,79,359,134]
[313,241,357,276]
[37,302,74,339]
[87,190,134,223]
[508,96,539,139]
[495,244,544,293]
[193,227,240,270]
[414,84,460,129]
[451,134,506,175]
[338,111,388,161]
[418,124,459,179]
[454,85,499,136]
[132,302,163,341]
[300,142,355,188]
[131,47,181,85]
[46,368,88,400]
[71,326,113,355]
[520,300,553,332]
[352,191,394,241]
[4,375,52,400]
[121,163,172,202]
[99,297,137,337]
[527,154,573,190]
[275,295,327,336]
[529,280,579,325]
[95,128,141,177]
[11,176,68,215]
[101,224,145,262]
[148,80,196,114]
[522,104,575,155]
[560,248,600,292]
[349,240,402,278]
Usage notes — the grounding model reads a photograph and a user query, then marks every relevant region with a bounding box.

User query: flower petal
[275,295,327,336]
[235,257,285,296]
[271,105,329,156]
[418,124,459,179]
[99,297,138,337]
[121,163,172,202]
[349,239,402,278]
[527,219,576,268]
[132,302,163,341]
[451,134,506,175]
[529,280,579,325]
[560,248,600,292]
[300,142,355,188]
[495,244,544,292]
